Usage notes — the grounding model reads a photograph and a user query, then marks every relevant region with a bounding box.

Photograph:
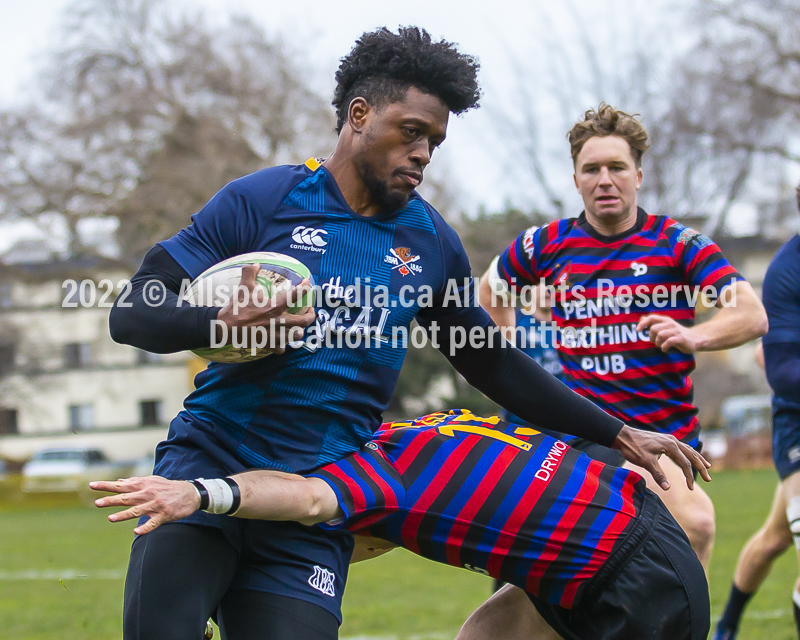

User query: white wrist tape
[196,478,234,515]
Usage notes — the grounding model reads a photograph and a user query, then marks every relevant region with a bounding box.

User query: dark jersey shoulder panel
[159,164,314,279]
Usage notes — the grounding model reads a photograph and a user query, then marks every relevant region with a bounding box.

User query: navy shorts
[145,414,354,622]
[772,410,800,480]
[528,491,710,640]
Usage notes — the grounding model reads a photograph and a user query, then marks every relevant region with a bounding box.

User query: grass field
[0,468,797,639]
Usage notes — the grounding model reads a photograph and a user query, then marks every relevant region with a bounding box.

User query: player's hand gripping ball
[181,252,314,362]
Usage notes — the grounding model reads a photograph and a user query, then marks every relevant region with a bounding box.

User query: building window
[0,282,12,309]
[0,408,18,435]
[0,344,15,377]
[137,349,161,365]
[69,404,94,431]
[139,400,163,426]
[64,343,91,369]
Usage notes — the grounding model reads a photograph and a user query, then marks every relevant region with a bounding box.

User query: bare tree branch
[0,0,335,267]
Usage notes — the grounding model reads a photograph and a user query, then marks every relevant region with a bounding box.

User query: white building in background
[0,254,202,462]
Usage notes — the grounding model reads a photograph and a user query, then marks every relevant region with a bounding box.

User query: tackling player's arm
[637,280,768,354]
[90,474,397,560]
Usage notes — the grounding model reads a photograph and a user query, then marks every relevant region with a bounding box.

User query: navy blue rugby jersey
[762,234,800,414]
[159,158,490,472]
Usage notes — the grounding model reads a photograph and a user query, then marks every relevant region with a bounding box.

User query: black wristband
[190,480,210,511]
[223,477,241,515]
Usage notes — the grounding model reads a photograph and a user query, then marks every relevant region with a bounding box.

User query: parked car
[21,447,118,493]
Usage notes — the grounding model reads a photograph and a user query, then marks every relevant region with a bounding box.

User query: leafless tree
[489,0,679,220]
[0,0,335,266]
[491,0,800,236]
[665,0,800,235]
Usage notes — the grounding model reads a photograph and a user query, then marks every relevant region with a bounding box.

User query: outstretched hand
[612,426,711,490]
[90,476,200,535]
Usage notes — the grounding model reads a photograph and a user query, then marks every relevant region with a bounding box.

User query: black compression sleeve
[109,245,220,353]
[433,322,624,447]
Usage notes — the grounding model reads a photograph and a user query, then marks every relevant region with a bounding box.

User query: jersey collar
[302,157,420,222]
[576,206,648,243]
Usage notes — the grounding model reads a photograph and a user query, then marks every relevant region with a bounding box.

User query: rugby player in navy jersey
[93,410,711,640]
[714,185,800,640]
[108,31,708,639]
[476,104,766,639]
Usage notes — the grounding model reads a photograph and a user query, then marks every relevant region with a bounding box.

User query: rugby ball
[182,252,314,362]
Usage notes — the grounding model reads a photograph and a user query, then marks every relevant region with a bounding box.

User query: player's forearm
[690,282,768,351]
[93,471,341,534]
[231,470,341,526]
[109,245,220,353]
[478,271,516,340]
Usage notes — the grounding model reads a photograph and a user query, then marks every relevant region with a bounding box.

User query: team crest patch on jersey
[384,246,422,276]
[552,262,572,287]
[676,227,700,245]
[692,233,713,249]
[308,565,336,597]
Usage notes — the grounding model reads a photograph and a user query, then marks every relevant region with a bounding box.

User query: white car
[21,447,117,493]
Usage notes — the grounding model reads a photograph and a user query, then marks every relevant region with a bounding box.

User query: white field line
[0,569,124,580]
[711,608,790,623]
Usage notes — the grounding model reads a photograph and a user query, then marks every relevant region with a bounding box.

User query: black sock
[716,583,753,635]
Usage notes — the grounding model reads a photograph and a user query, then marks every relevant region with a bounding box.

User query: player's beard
[358,158,410,214]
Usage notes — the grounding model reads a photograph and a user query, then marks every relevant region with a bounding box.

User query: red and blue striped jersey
[497,208,740,441]
[311,410,644,608]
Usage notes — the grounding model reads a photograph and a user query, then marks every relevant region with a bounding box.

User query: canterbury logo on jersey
[308,565,336,597]
[291,226,328,253]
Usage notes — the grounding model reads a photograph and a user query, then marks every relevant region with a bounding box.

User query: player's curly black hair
[332,26,481,133]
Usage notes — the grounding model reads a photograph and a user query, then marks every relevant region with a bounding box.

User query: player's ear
[636,167,643,190]
[573,172,579,190]
[348,97,370,133]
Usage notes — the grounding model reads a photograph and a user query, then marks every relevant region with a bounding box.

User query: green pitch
[0,468,797,639]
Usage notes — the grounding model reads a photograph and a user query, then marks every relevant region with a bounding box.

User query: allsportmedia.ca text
[61,276,739,312]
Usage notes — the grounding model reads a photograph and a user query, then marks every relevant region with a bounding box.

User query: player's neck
[322,147,384,218]
[584,207,639,237]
